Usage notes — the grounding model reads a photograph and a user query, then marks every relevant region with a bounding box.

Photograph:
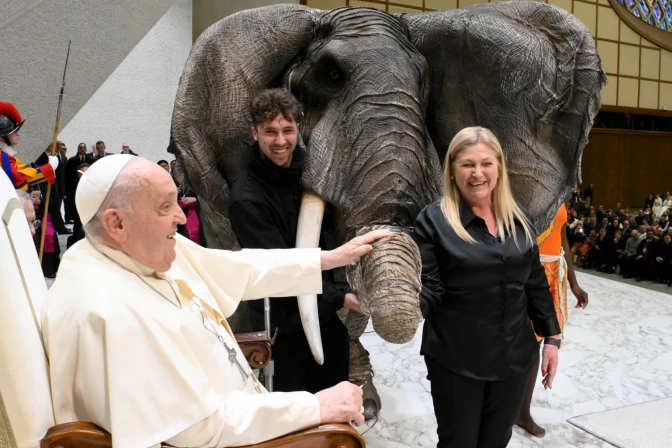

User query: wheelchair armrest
[235,331,273,369]
[41,422,365,448]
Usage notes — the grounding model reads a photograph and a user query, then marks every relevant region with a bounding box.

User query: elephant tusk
[296,192,326,365]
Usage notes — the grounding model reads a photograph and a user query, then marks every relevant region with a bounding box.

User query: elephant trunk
[295,192,327,365]
[346,225,422,344]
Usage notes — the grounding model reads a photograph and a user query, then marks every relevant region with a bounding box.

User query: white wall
[59,0,193,164]
[0,0,175,161]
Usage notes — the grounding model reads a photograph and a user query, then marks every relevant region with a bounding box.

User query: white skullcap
[76,154,135,226]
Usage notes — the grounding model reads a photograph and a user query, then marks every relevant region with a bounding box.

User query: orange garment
[537,204,567,255]
[533,205,569,341]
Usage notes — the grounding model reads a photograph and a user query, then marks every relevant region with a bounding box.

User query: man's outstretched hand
[315,381,364,426]
[320,229,394,270]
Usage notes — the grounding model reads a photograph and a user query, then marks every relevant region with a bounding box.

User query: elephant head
[170,2,605,362]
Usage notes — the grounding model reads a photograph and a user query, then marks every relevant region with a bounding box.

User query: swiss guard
[0,101,59,190]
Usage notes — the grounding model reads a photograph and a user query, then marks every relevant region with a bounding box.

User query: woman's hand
[541,343,559,389]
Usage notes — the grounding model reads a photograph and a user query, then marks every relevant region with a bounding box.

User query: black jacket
[412,201,560,381]
[638,237,659,260]
[229,144,347,333]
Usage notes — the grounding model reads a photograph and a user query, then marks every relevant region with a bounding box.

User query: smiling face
[452,142,499,207]
[251,113,298,168]
[104,160,186,272]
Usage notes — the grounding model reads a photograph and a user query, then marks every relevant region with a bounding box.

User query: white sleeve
[175,235,323,315]
[165,391,321,447]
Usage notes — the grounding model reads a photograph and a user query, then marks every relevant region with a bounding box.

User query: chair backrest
[0,174,55,448]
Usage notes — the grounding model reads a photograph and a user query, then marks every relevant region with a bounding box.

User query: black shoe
[636,277,643,282]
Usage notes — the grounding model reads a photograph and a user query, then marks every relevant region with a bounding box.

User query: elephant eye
[329,69,340,81]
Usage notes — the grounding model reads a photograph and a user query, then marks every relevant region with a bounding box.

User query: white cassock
[42,234,324,448]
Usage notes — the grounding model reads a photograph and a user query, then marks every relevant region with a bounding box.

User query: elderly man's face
[21,199,37,236]
[30,190,41,205]
[114,160,186,272]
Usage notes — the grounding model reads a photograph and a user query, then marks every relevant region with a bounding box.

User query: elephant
[169,2,606,418]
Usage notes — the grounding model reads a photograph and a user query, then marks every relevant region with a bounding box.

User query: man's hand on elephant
[343,293,362,314]
[320,229,395,270]
[315,381,364,426]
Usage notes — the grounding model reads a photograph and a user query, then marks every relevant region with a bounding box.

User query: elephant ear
[170,5,319,249]
[398,2,606,233]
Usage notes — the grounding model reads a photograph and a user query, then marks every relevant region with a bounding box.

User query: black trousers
[425,356,530,448]
[272,317,350,393]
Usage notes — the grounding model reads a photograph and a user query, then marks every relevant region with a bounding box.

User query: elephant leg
[345,311,381,420]
[350,339,381,420]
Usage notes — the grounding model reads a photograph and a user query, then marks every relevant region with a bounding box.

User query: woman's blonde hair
[440,126,534,245]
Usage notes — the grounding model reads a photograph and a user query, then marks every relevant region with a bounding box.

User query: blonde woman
[412,127,561,448]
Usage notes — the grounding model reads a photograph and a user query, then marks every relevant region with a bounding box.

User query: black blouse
[412,201,560,381]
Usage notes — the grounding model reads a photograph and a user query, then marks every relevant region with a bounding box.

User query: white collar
[87,236,158,277]
[0,142,17,156]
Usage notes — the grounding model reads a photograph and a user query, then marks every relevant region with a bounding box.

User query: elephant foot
[349,340,382,420]
[361,375,382,420]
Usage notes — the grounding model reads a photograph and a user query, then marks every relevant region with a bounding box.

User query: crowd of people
[566,191,672,285]
[4,125,204,278]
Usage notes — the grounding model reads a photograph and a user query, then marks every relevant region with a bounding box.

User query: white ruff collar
[0,142,17,156]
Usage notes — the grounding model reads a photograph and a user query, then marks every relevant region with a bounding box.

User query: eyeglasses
[31,220,41,230]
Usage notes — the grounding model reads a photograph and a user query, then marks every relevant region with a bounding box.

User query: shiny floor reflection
[357,271,672,448]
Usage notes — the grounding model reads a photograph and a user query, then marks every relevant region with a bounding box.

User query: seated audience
[618,230,640,278]
[602,229,625,273]
[633,230,658,282]
[654,234,672,285]
[585,228,611,270]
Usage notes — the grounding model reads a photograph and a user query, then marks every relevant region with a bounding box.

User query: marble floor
[355,271,672,447]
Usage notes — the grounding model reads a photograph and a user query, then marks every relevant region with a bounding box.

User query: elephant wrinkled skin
[169,2,605,417]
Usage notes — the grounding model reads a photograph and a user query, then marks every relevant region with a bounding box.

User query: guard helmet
[0,102,24,138]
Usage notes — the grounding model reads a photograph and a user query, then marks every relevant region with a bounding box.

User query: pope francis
[42,155,389,447]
